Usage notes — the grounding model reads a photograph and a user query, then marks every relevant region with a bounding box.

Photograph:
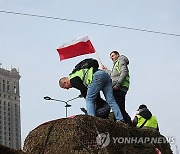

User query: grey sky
[0,0,180,152]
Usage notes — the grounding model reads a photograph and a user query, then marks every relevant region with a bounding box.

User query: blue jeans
[86,70,123,121]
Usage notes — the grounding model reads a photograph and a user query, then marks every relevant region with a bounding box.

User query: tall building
[0,65,21,149]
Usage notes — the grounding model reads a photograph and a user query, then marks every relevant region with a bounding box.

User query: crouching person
[80,97,111,119]
[132,104,159,131]
[59,66,124,122]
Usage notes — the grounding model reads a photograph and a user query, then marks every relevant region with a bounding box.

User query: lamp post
[44,95,82,117]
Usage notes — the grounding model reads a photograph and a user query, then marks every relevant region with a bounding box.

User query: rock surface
[23,115,173,154]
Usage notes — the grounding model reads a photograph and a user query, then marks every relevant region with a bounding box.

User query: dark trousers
[113,90,132,125]
[95,94,111,119]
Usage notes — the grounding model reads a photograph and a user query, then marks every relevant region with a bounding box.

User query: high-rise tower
[0,65,21,149]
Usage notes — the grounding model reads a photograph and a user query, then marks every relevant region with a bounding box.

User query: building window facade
[0,67,21,149]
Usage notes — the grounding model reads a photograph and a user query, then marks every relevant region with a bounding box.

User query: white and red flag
[57,35,95,61]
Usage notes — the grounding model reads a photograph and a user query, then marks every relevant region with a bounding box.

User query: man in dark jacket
[132,104,159,131]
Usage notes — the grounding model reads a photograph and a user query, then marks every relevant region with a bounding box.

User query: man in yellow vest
[102,51,132,125]
[132,104,159,131]
[59,64,124,122]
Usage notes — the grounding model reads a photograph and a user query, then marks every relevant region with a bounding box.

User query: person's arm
[70,76,87,98]
[95,94,107,108]
[102,65,112,75]
[132,116,138,127]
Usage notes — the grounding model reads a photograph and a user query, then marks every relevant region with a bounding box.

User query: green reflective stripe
[69,69,86,80]
[83,67,93,86]
[69,68,93,86]
[122,75,130,88]
[136,115,158,129]
[115,61,120,73]
[136,115,146,127]
[114,61,130,88]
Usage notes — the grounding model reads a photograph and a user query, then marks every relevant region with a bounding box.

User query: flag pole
[95,51,103,67]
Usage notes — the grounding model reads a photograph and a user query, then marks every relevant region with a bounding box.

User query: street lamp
[44,95,82,117]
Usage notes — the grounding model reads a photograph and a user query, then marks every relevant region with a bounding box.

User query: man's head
[110,51,120,62]
[59,77,72,89]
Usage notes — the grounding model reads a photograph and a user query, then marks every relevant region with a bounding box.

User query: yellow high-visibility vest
[114,60,130,89]
[69,67,93,86]
[136,115,158,129]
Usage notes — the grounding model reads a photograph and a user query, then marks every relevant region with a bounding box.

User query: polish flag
[57,35,95,60]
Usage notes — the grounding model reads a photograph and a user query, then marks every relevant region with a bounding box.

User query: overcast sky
[0,0,180,152]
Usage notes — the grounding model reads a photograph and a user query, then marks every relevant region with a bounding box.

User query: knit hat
[137,104,147,111]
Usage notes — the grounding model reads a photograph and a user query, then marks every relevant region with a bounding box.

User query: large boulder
[23,115,172,154]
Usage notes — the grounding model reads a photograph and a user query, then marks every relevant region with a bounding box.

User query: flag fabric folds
[57,35,95,60]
